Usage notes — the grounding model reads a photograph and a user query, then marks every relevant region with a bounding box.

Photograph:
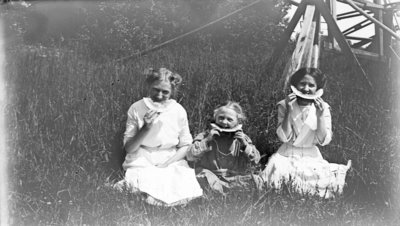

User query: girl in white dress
[118,67,203,206]
[260,68,351,198]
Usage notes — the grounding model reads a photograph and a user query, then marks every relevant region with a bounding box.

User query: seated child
[187,101,261,193]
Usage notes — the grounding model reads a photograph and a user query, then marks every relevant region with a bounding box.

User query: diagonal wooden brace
[314,0,372,88]
[267,0,307,67]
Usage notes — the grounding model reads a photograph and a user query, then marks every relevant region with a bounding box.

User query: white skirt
[122,147,203,205]
[261,153,351,198]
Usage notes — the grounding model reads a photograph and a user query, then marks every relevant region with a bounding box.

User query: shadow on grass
[107,126,126,182]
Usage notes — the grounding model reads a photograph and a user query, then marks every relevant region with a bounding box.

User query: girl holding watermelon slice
[260,67,351,198]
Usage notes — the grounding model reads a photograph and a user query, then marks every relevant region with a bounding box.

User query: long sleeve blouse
[275,99,332,158]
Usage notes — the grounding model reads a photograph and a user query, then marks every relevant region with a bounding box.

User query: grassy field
[4,40,400,225]
[3,2,400,225]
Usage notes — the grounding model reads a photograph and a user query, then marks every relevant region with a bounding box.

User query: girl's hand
[314,97,325,116]
[285,93,296,110]
[244,145,260,163]
[206,128,220,141]
[143,109,160,128]
[234,131,248,146]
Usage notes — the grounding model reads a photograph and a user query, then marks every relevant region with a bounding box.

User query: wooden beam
[337,10,359,18]
[382,2,394,58]
[351,38,373,48]
[342,19,373,36]
[267,0,307,66]
[337,11,373,20]
[305,7,319,68]
[344,0,400,41]
[337,0,384,9]
[337,11,361,20]
[345,36,373,41]
[283,4,317,89]
[352,48,382,61]
[314,0,372,87]
[374,0,384,57]
[312,10,321,68]
[288,0,300,6]
[326,0,339,51]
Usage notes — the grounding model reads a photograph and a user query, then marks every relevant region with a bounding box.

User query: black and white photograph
[1,0,399,225]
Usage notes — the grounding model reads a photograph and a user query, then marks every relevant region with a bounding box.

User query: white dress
[260,99,351,198]
[120,97,203,206]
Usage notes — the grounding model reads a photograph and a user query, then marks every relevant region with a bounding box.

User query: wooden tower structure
[270,0,400,88]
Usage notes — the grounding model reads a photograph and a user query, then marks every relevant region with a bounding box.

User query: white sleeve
[276,101,293,142]
[123,106,140,146]
[317,103,332,146]
[177,108,193,147]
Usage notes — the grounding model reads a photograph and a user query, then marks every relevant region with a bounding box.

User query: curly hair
[143,67,183,97]
[213,101,246,124]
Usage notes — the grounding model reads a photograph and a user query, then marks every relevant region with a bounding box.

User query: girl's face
[149,80,172,103]
[215,107,239,129]
[296,74,317,95]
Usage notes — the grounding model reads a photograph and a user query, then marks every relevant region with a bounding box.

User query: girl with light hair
[187,101,261,193]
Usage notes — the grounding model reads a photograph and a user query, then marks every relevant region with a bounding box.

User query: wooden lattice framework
[270,0,400,88]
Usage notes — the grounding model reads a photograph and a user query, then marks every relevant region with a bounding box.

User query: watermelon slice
[143,98,165,113]
[210,123,242,133]
[290,85,323,100]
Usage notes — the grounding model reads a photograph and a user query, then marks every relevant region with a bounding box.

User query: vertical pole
[0,20,9,226]
[374,0,385,59]
[326,0,338,49]
[383,6,394,59]
[312,10,321,68]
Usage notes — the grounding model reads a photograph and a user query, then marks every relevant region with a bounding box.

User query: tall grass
[5,40,400,225]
